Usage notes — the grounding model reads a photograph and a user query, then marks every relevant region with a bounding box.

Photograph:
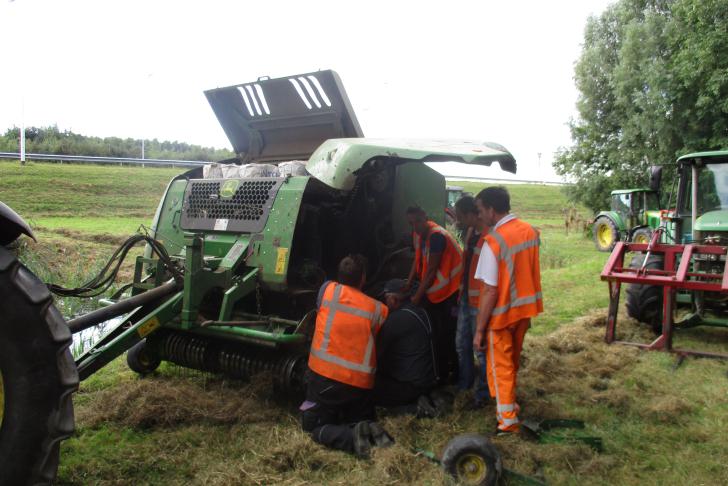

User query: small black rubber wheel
[127,339,161,375]
[593,216,620,252]
[440,433,501,486]
[0,246,78,486]
[625,253,664,334]
[631,227,653,244]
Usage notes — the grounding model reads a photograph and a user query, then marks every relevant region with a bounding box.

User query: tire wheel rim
[456,453,488,484]
[597,224,613,248]
[634,234,649,244]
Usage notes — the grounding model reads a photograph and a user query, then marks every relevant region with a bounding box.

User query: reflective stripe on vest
[308,282,385,388]
[485,220,542,327]
[413,221,463,303]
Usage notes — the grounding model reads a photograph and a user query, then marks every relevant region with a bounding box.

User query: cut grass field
[2,160,728,485]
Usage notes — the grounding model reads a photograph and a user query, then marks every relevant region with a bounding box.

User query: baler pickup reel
[601,228,728,360]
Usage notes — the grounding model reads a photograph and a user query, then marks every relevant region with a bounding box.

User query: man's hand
[411,289,422,306]
[473,328,486,352]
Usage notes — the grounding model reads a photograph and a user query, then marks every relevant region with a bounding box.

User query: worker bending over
[373,279,437,409]
[472,187,542,434]
[454,196,489,408]
[302,255,390,457]
[405,206,463,384]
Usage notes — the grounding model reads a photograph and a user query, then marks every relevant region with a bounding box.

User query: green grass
[2,162,728,485]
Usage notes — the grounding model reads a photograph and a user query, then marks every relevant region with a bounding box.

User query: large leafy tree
[555,0,728,212]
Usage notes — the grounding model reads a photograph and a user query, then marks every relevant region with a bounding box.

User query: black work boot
[352,421,372,458]
[368,421,395,448]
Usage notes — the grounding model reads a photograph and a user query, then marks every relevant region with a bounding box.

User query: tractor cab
[670,151,728,244]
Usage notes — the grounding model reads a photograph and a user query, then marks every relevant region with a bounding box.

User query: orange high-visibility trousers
[485,318,530,432]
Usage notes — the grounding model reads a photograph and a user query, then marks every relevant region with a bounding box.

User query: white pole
[141,138,145,159]
[20,98,25,164]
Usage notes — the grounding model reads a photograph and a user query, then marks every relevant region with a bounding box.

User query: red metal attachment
[601,240,728,360]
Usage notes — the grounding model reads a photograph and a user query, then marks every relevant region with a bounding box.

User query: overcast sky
[0,0,613,181]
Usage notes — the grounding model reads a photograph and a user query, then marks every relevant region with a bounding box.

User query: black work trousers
[372,374,433,408]
[301,371,375,454]
[425,292,459,386]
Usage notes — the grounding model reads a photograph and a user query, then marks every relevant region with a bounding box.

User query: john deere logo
[220,180,239,199]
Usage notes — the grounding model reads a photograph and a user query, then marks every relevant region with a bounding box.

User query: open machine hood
[205,70,363,163]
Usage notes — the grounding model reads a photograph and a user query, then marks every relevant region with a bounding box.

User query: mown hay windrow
[77,373,284,429]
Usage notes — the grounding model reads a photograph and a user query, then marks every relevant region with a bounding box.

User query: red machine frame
[601,240,728,360]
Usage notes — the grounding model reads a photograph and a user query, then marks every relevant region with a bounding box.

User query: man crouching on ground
[301,254,391,457]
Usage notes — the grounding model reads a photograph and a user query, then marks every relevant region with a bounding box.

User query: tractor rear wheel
[625,253,664,334]
[0,246,78,486]
[593,216,619,252]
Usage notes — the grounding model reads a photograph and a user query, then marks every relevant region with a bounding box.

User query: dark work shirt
[421,232,446,254]
[462,230,481,298]
[376,302,437,388]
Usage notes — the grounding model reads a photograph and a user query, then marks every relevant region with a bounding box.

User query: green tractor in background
[592,188,661,251]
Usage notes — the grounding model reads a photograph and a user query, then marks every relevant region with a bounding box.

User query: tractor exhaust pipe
[67,281,180,334]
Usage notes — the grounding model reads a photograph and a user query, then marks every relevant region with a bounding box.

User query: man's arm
[405,258,417,292]
[473,284,498,352]
[412,250,442,305]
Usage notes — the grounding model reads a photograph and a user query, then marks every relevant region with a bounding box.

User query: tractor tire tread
[0,246,78,486]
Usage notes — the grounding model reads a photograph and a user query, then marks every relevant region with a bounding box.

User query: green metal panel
[392,163,447,237]
[306,138,516,191]
[148,178,189,257]
[246,176,309,290]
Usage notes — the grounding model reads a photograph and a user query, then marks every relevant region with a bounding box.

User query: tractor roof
[610,188,654,195]
[305,138,516,191]
[677,150,728,164]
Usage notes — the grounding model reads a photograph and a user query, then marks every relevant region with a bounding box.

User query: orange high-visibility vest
[484,218,542,330]
[413,221,463,304]
[459,228,487,307]
[308,281,389,389]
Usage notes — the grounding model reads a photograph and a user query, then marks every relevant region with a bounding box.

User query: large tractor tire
[0,246,78,485]
[625,253,664,334]
[593,216,620,252]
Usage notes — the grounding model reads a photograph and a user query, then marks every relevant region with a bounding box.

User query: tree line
[0,126,234,162]
[555,0,728,212]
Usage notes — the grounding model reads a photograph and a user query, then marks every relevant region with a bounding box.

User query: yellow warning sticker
[275,247,289,274]
[137,317,161,337]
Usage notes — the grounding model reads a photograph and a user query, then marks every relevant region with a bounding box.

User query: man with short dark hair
[454,196,489,407]
[405,206,463,384]
[472,187,542,434]
[373,279,437,408]
[302,254,391,457]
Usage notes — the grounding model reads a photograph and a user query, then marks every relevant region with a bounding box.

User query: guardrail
[0,152,207,168]
[0,152,569,185]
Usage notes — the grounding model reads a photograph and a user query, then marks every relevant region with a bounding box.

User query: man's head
[454,195,479,230]
[475,186,510,227]
[337,254,368,289]
[406,206,429,236]
[380,278,415,310]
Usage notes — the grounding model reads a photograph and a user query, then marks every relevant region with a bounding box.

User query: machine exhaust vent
[181,177,284,233]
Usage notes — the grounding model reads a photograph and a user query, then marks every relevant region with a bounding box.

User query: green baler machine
[0,70,517,485]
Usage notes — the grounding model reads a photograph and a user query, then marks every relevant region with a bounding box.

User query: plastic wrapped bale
[203,163,224,179]
[241,164,280,178]
[221,164,244,178]
[278,161,308,177]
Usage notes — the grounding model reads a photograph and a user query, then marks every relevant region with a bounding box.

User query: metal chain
[256,279,263,318]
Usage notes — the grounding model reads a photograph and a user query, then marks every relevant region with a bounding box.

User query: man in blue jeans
[454,196,489,407]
